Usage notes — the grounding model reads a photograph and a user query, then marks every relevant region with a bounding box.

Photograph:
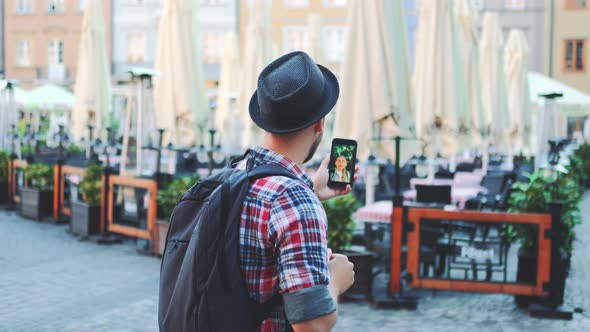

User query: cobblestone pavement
[1,192,589,332]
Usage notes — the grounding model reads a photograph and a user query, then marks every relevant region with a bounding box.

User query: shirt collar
[248,146,314,189]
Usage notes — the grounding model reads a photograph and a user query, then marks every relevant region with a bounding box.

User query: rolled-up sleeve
[269,184,336,323]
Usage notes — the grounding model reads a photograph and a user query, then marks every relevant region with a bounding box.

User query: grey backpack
[158,155,296,331]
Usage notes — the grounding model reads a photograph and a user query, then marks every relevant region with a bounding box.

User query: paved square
[1,192,589,331]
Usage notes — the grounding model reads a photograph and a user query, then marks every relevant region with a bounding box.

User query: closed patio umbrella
[480,13,509,149]
[306,14,323,63]
[412,0,464,156]
[505,29,531,153]
[0,81,19,149]
[333,0,414,160]
[455,0,485,148]
[215,32,241,154]
[154,0,208,146]
[238,0,272,148]
[71,0,111,141]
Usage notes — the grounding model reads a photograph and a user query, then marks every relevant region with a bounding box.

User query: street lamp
[197,101,225,175]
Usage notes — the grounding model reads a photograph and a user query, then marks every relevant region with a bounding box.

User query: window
[48,40,64,65]
[284,0,308,8]
[127,32,146,64]
[16,40,31,66]
[323,0,347,7]
[15,0,33,14]
[505,0,525,10]
[283,26,308,54]
[473,0,484,10]
[565,0,587,9]
[322,26,346,63]
[202,31,224,64]
[79,0,86,12]
[201,0,225,5]
[48,0,65,13]
[564,39,586,72]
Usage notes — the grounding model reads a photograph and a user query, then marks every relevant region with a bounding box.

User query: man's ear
[314,118,325,133]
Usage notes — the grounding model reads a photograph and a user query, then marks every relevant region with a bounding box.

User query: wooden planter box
[71,201,101,237]
[342,250,376,300]
[155,219,170,257]
[0,181,8,204]
[20,187,54,220]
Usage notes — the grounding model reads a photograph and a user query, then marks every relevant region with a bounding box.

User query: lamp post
[87,124,95,161]
[6,124,19,211]
[197,101,224,176]
[23,124,36,163]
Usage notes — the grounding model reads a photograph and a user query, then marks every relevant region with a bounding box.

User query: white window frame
[201,0,225,5]
[127,31,147,64]
[202,31,225,64]
[15,0,33,14]
[283,0,309,8]
[47,0,66,14]
[504,0,526,10]
[282,26,308,54]
[322,26,346,63]
[48,39,65,65]
[323,0,347,7]
[16,39,31,66]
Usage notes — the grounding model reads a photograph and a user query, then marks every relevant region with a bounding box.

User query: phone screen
[328,139,357,187]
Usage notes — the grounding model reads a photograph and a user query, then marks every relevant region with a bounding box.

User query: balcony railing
[35,65,70,82]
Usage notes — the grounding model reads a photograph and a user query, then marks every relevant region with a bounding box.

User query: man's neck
[260,141,306,166]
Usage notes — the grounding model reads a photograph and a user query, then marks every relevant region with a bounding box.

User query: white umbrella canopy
[30,84,75,110]
[479,12,509,149]
[71,0,111,141]
[504,29,531,153]
[454,0,485,147]
[412,0,464,156]
[333,0,414,160]
[215,32,241,154]
[238,0,272,148]
[154,0,208,146]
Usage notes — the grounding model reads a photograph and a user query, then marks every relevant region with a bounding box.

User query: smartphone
[327,138,358,189]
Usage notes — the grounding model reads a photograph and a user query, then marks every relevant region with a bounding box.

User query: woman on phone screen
[329,155,351,182]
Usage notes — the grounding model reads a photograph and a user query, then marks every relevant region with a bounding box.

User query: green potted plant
[155,174,200,256]
[21,163,54,220]
[572,143,590,188]
[0,150,9,204]
[71,163,103,237]
[507,168,582,307]
[323,194,374,300]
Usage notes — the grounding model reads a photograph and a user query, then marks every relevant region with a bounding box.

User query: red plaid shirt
[237,147,332,331]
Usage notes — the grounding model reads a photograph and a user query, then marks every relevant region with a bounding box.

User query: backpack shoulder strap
[247,163,298,180]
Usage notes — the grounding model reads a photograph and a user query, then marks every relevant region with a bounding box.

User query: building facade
[545,0,590,93]
[1,0,5,78]
[4,0,112,87]
[239,0,349,75]
[112,0,238,83]
[477,0,546,72]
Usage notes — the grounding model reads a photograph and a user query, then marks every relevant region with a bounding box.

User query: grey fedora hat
[249,51,340,133]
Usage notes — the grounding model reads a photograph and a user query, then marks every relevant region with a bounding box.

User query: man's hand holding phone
[312,154,359,201]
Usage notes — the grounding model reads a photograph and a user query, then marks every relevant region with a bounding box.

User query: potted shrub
[323,194,375,300]
[507,168,582,307]
[572,143,590,188]
[0,151,8,204]
[155,174,200,256]
[71,163,103,237]
[21,163,54,220]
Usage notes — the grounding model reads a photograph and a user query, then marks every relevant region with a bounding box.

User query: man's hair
[270,118,324,143]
